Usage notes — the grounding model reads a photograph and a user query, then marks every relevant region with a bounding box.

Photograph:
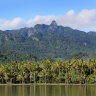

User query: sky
[0,0,96,31]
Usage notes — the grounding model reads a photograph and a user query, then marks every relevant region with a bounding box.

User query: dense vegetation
[0,49,38,63]
[0,21,96,60]
[0,58,96,84]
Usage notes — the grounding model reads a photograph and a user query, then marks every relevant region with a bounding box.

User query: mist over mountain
[0,21,96,60]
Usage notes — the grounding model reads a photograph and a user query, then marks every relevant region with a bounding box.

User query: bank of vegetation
[0,58,96,84]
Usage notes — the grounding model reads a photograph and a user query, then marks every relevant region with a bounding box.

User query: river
[0,85,96,96]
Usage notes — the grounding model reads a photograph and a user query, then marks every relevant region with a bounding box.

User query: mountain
[0,21,96,60]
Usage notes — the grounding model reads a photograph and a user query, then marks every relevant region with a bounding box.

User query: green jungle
[0,58,96,84]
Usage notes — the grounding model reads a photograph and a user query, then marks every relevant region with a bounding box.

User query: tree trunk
[45,71,46,84]
[2,78,3,84]
[34,72,35,84]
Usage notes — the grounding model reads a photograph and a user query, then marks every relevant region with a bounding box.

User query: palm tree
[64,60,71,83]
[17,62,26,83]
[55,59,63,83]
[51,63,57,83]
[39,59,53,83]
[0,64,6,83]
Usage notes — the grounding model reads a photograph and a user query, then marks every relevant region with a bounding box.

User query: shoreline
[0,83,96,86]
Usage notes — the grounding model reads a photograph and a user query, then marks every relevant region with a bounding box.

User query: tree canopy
[0,58,96,84]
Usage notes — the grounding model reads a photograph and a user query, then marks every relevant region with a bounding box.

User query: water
[0,85,96,96]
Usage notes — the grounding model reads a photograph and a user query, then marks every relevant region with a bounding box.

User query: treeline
[0,58,96,84]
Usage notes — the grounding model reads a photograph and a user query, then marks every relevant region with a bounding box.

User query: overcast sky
[0,0,96,31]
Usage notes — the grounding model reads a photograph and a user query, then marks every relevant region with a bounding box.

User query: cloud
[27,9,96,31]
[0,18,26,30]
[0,9,96,31]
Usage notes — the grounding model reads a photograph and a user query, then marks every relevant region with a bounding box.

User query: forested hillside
[0,21,96,62]
[0,49,38,63]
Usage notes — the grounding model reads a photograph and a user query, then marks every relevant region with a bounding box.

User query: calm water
[0,85,96,96]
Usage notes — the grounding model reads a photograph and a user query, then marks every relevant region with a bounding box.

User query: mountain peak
[50,20,57,28]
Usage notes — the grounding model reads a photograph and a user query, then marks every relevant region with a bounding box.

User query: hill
[0,21,96,60]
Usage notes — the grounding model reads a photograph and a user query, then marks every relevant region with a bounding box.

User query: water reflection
[0,85,96,96]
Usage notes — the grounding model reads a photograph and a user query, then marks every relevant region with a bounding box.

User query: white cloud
[0,9,96,31]
[0,18,26,30]
[27,9,96,31]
